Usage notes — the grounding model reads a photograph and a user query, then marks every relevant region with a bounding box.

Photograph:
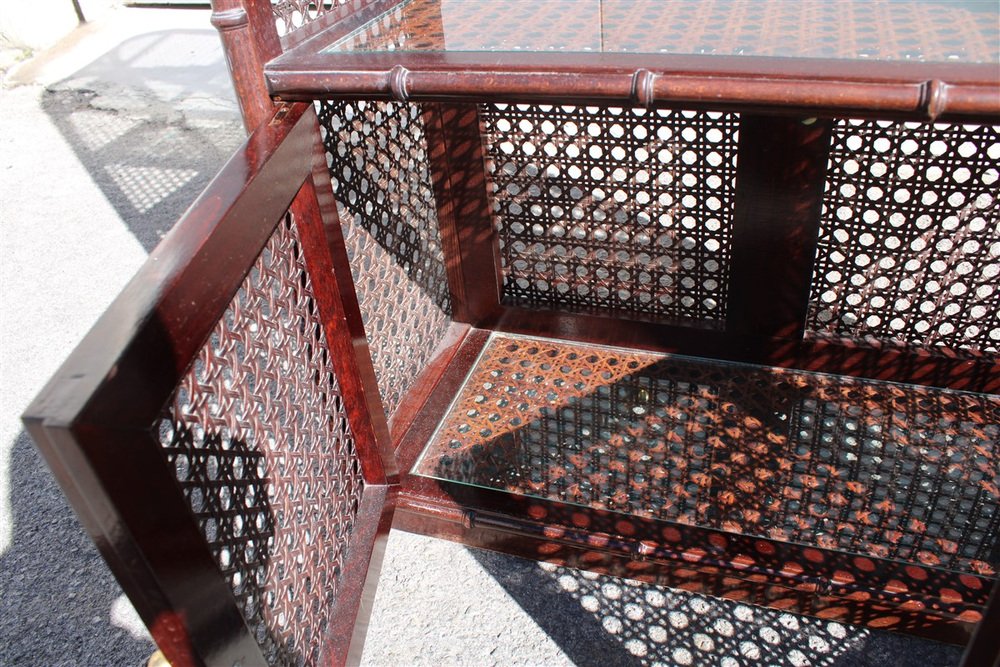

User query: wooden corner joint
[389,65,411,102]
[211,7,249,32]
[630,68,656,110]
[920,79,948,120]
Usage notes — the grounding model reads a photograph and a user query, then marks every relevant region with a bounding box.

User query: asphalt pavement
[0,7,967,667]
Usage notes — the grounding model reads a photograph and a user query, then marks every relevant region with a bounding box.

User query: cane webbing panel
[808,119,1000,354]
[325,0,999,64]
[272,0,348,39]
[317,100,452,421]
[481,105,739,324]
[158,213,365,666]
[327,0,413,51]
[518,560,964,666]
[415,334,1000,577]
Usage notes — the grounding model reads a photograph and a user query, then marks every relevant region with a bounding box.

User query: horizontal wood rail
[268,47,1000,122]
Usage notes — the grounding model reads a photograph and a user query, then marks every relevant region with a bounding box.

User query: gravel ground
[0,8,967,667]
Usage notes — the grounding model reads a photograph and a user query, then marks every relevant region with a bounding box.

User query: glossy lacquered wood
[26,104,312,430]
[23,104,311,666]
[268,54,1000,122]
[211,0,279,131]
[23,104,396,667]
[423,103,503,325]
[962,583,1000,667]
[726,116,832,340]
[28,0,999,664]
[264,0,1000,121]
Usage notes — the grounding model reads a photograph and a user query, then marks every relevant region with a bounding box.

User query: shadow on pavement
[472,547,964,667]
[40,29,244,252]
[1,26,245,666]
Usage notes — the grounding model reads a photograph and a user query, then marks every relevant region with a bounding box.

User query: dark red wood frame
[264,0,1000,122]
[23,102,396,667]
[23,0,999,664]
[259,0,1000,395]
[259,0,1000,659]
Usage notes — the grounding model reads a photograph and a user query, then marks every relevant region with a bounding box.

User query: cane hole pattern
[158,214,365,666]
[481,105,738,323]
[808,120,1000,354]
[507,496,992,633]
[317,100,452,420]
[529,561,963,666]
[271,0,344,39]
[326,0,999,63]
[327,0,415,52]
[416,334,1000,576]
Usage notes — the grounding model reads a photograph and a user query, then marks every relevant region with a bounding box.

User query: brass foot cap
[147,650,171,667]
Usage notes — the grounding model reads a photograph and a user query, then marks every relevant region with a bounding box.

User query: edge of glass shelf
[408,331,999,584]
[412,331,1000,480]
[266,0,1000,121]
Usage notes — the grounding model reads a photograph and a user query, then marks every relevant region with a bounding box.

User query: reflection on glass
[326,0,1000,63]
[414,334,1000,575]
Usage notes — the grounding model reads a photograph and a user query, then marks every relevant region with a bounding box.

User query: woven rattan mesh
[808,119,1000,354]
[326,0,998,63]
[480,105,739,323]
[272,0,345,38]
[326,0,416,51]
[416,334,999,576]
[510,560,963,666]
[316,100,452,421]
[158,214,365,666]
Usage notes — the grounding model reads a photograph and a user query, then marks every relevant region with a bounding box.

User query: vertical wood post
[210,0,281,132]
[302,108,400,482]
[424,103,504,325]
[960,582,1000,667]
[726,115,833,342]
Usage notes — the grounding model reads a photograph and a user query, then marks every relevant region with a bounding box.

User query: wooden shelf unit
[23,1,1000,665]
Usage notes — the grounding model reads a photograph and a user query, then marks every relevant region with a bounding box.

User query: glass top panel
[413,333,1000,576]
[326,0,1000,64]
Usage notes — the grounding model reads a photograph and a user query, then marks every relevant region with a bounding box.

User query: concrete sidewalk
[0,7,965,667]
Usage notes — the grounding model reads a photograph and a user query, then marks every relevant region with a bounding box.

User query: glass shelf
[325,0,1000,64]
[413,333,1000,577]
[267,0,1000,120]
